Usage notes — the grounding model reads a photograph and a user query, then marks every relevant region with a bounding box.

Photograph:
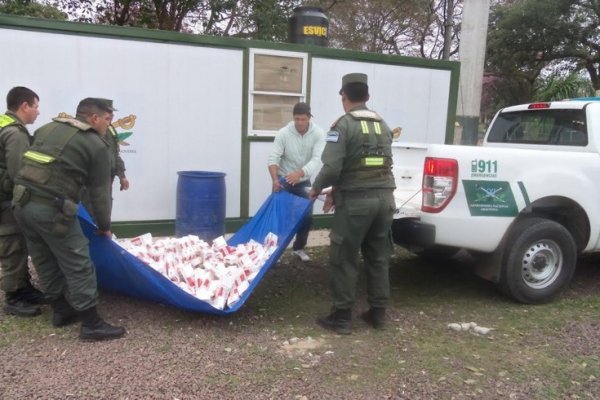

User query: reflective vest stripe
[0,114,16,128]
[23,151,55,164]
[109,125,117,137]
[374,122,382,135]
[362,157,384,166]
[360,120,370,134]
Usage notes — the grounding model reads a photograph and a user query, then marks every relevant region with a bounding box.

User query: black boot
[52,297,79,327]
[79,306,126,341]
[4,292,42,317]
[316,308,352,335]
[360,307,386,330]
[17,282,48,305]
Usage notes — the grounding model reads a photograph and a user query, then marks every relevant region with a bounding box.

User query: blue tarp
[78,191,312,315]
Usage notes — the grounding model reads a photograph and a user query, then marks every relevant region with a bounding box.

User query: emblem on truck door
[463,180,518,216]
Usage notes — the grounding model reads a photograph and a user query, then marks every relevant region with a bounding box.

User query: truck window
[487,109,588,146]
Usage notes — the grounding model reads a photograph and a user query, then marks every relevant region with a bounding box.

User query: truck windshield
[487,109,587,146]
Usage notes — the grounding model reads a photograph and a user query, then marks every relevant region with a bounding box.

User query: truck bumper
[391,218,436,249]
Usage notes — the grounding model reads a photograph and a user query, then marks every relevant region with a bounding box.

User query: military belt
[342,169,393,181]
[28,191,58,206]
[341,188,393,199]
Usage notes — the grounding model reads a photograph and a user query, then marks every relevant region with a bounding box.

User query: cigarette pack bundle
[116,231,279,309]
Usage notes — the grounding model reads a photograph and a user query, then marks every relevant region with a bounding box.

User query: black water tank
[289,6,329,47]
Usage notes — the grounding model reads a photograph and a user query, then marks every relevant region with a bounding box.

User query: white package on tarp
[116,233,278,309]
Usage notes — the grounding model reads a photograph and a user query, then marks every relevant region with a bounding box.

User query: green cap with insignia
[342,73,368,86]
[340,73,368,93]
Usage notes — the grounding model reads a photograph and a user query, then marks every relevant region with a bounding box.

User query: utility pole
[442,0,455,60]
[457,0,490,145]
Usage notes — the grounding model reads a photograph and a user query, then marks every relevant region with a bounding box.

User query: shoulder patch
[326,130,340,143]
[349,110,382,121]
[53,116,92,131]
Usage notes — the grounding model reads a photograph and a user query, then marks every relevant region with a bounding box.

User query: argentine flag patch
[326,130,340,143]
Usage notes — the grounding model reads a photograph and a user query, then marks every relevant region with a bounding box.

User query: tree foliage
[486,0,600,110]
[0,0,67,19]
[48,0,206,31]
[0,1,462,57]
[321,0,462,58]
[43,0,301,39]
[533,72,595,101]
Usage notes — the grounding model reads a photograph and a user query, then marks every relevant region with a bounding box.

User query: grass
[0,245,598,399]
[240,246,600,398]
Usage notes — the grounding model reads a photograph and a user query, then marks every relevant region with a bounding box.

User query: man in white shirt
[268,102,325,261]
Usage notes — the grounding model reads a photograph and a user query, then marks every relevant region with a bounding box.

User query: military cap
[341,73,368,88]
[292,102,312,117]
[339,73,368,94]
[76,98,116,117]
[97,98,118,112]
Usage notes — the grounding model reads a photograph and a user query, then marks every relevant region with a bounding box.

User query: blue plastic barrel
[176,171,226,241]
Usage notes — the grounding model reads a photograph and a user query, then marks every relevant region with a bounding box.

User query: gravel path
[0,238,598,399]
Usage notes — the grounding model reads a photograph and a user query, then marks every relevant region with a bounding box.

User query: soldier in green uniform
[13,98,126,341]
[0,86,45,317]
[102,99,129,195]
[308,73,396,335]
[80,99,129,220]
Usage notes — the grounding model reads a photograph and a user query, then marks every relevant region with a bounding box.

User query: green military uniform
[311,75,396,317]
[13,116,112,310]
[79,98,125,224]
[0,112,33,294]
[106,124,126,185]
[82,123,124,217]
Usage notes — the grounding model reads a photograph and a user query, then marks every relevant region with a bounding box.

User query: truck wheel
[499,218,576,304]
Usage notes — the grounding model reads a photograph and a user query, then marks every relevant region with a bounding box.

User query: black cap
[292,102,312,117]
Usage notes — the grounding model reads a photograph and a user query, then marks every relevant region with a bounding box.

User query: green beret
[341,73,368,88]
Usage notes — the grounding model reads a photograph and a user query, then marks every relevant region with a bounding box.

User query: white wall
[0,29,244,221]
[1,26,454,223]
[310,58,451,146]
[247,58,452,215]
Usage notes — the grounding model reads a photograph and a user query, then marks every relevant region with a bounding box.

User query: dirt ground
[0,231,599,399]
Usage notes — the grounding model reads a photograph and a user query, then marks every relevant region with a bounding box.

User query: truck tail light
[422,157,458,213]
[528,102,551,109]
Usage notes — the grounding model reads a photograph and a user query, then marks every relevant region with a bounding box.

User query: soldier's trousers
[0,202,29,293]
[14,200,98,311]
[328,189,395,310]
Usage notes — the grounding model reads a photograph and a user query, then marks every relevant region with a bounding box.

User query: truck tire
[499,217,576,304]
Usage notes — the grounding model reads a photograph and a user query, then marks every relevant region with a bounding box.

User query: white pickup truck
[392,97,600,304]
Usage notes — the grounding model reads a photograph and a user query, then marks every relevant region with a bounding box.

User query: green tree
[486,0,600,104]
[533,72,595,101]
[46,0,299,38]
[49,0,203,30]
[216,0,300,40]
[0,0,67,19]
[322,0,462,58]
